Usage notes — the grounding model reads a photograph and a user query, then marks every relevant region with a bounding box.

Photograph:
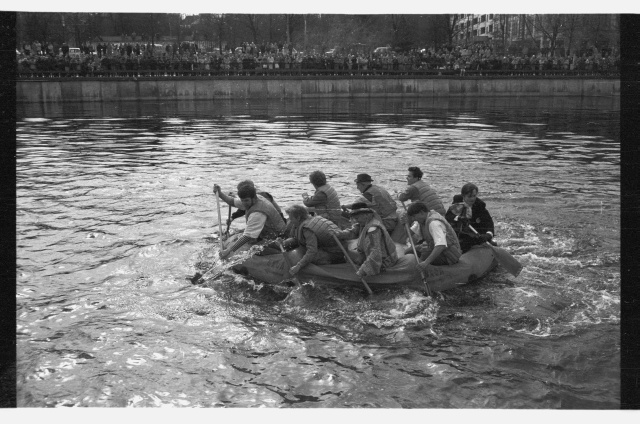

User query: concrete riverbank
[16,76,620,102]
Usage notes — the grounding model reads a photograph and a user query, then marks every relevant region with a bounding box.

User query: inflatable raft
[229,236,499,293]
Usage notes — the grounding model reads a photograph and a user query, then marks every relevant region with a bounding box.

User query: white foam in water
[518,252,584,268]
[15,99,620,408]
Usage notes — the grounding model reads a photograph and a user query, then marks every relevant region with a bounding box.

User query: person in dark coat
[445,183,495,253]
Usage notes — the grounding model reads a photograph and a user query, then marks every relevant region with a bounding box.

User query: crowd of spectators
[16,39,620,77]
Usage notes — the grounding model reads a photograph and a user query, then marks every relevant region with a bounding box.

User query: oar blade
[491,245,523,277]
[276,240,302,286]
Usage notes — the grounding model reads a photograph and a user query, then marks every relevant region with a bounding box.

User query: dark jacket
[445,198,495,253]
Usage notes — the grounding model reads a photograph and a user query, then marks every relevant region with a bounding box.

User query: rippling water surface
[16,97,619,408]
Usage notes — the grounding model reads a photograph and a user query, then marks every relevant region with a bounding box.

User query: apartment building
[452,14,524,44]
[450,14,619,55]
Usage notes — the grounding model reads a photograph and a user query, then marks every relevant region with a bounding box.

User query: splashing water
[16,97,619,408]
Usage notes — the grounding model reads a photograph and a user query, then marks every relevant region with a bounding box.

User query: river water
[16,96,620,409]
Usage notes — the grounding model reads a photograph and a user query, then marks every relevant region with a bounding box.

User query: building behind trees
[15,13,619,58]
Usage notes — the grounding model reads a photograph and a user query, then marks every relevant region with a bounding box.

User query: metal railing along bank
[16,68,620,80]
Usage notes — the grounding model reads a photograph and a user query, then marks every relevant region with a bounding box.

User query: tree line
[16,13,619,57]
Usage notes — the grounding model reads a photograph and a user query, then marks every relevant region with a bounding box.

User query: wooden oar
[191,193,228,285]
[215,192,224,252]
[331,234,373,295]
[224,204,233,238]
[191,262,224,285]
[275,239,301,287]
[468,225,523,277]
[400,201,432,296]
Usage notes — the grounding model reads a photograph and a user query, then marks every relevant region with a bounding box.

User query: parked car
[152,44,166,55]
[373,47,391,54]
[68,47,81,58]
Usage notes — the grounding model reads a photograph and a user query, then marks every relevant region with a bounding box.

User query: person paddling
[405,201,462,270]
[213,182,286,259]
[333,203,398,278]
[227,181,287,226]
[280,204,345,276]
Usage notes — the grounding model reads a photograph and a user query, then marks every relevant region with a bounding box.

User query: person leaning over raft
[397,166,446,215]
[213,182,286,259]
[302,170,345,227]
[405,201,462,270]
[445,183,495,253]
[227,180,287,225]
[341,173,399,233]
[280,205,345,276]
[333,203,398,278]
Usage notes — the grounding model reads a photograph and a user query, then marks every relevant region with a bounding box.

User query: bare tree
[561,14,580,56]
[389,14,418,50]
[441,14,462,45]
[285,14,293,44]
[495,14,512,54]
[525,14,565,56]
[245,14,260,43]
[582,14,618,51]
[213,14,225,51]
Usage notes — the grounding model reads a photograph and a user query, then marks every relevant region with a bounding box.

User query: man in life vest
[280,204,345,276]
[445,183,495,253]
[302,170,349,228]
[341,173,399,233]
[406,202,462,271]
[334,203,398,278]
[227,180,287,225]
[213,182,286,259]
[398,166,446,215]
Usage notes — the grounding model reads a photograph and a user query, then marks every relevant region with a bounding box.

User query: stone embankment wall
[16,77,620,102]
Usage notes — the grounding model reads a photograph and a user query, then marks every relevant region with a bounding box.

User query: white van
[68,47,81,58]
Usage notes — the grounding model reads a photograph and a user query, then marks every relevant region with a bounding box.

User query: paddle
[190,261,225,285]
[331,234,373,296]
[275,239,301,287]
[224,204,233,238]
[215,192,225,253]
[400,201,432,296]
[191,191,228,285]
[468,225,523,277]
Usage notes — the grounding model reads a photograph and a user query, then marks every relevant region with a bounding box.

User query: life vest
[314,184,342,224]
[420,211,462,265]
[295,216,340,247]
[358,184,398,220]
[356,216,398,267]
[245,195,287,239]
[410,180,446,215]
[256,191,283,214]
